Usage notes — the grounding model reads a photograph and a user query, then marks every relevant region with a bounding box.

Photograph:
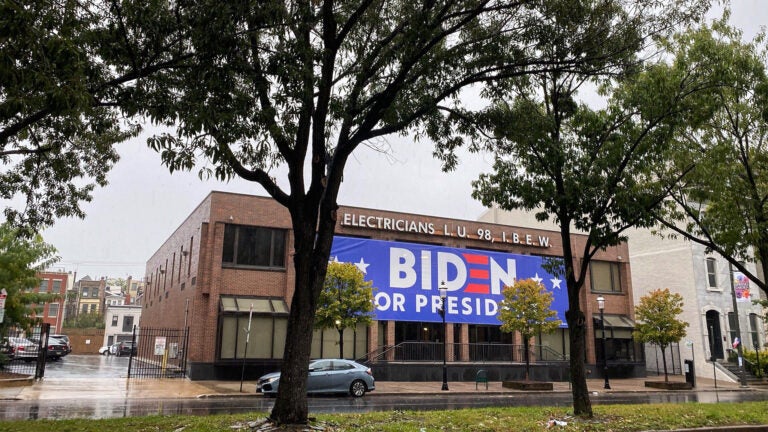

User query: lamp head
[596,295,605,310]
[439,281,447,299]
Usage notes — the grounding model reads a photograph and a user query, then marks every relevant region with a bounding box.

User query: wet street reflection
[3,391,768,420]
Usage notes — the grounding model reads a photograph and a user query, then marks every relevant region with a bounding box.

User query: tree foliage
[498,279,561,380]
[471,3,711,414]
[633,288,688,382]
[0,223,59,333]
[63,312,105,329]
[0,0,191,233]
[653,16,768,295]
[100,0,710,423]
[315,261,375,332]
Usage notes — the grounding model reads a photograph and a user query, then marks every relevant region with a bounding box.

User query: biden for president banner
[330,236,567,326]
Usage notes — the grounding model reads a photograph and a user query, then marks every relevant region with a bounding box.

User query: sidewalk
[0,375,751,401]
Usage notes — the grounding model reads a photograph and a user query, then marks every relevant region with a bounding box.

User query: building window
[52,280,62,293]
[90,304,97,313]
[728,312,738,348]
[593,315,641,362]
[123,316,134,332]
[219,296,289,359]
[82,287,89,297]
[81,304,89,314]
[112,315,119,326]
[222,224,286,269]
[39,279,49,292]
[590,261,621,293]
[47,303,59,318]
[706,258,717,288]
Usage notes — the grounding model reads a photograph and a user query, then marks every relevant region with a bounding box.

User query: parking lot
[42,354,130,379]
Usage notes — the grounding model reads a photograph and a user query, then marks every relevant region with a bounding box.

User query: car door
[328,361,356,392]
[306,360,333,393]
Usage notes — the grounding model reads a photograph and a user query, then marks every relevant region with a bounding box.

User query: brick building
[142,191,641,381]
[34,270,71,333]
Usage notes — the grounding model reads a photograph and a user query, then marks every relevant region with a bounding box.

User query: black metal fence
[127,326,189,378]
[1,323,50,379]
[365,341,567,363]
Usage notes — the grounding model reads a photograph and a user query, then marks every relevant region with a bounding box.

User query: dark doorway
[706,310,724,360]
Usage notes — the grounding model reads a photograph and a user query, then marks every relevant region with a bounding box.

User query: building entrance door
[706,310,724,360]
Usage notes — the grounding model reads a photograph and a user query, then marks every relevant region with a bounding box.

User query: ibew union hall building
[140,191,643,381]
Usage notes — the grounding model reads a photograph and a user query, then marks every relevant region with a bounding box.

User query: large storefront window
[593,314,642,363]
[222,224,286,269]
[310,323,369,359]
[219,296,289,359]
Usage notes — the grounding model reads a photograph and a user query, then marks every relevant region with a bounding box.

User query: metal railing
[362,342,568,364]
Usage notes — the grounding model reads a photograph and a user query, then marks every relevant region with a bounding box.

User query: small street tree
[0,223,59,333]
[633,288,688,383]
[315,262,374,359]
[498,279,562,381]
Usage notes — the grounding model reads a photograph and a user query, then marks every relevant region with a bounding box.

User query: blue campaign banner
[330,236,567,326]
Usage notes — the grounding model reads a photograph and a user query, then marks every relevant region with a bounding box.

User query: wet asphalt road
[3,355,768,420]
[4,388,768,421]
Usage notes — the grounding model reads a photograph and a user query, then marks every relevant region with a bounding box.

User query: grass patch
[2,402,768,431]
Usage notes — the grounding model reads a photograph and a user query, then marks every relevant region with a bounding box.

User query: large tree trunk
[270,196,337,424]
[269,249,317,424]
[566,306,592,416]
[560,220,592,417]
[524,335,531,381]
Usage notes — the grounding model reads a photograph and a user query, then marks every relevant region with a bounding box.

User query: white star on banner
[531,273,543,284]
[329,256,340,263]
[355,258,370,274]
[550,277,562,289]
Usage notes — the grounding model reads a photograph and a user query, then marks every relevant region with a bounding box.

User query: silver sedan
[256,359,375,397]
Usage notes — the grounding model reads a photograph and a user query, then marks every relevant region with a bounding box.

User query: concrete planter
[0,372,34,388]
[644,381,693,390]
[502,381,554,391]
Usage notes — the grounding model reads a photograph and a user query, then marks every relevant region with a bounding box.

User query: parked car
[0,338,13,359]
[256,359,375,398]
[50,334,71,354]
[7,337,39,362]
[29,336,68,360]
[98,345,111,355]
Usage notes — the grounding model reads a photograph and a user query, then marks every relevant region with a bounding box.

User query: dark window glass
[590,261,621,293]
[222,225,286,269]
[223,225,236,263]
[122,315,134,332]
[706,258,717,287]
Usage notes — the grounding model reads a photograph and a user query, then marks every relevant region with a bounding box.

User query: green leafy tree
[63,312,105,329]
[109,0,709,423]
[633,288,688,382]
[0,0,191,233]
[471,16,713,415]
[498,279,562,381]
[315,262,374,358]
[653,17,768,296]
[0,223,59,333]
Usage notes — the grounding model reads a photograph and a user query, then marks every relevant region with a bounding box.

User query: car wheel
[349,379,367,397]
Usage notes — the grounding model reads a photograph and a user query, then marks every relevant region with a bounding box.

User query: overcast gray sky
[39,2,766,281]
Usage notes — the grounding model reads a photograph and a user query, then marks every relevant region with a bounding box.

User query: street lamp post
[596,296,611,389]
[439,281,449,391]
[335,319,343,359]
